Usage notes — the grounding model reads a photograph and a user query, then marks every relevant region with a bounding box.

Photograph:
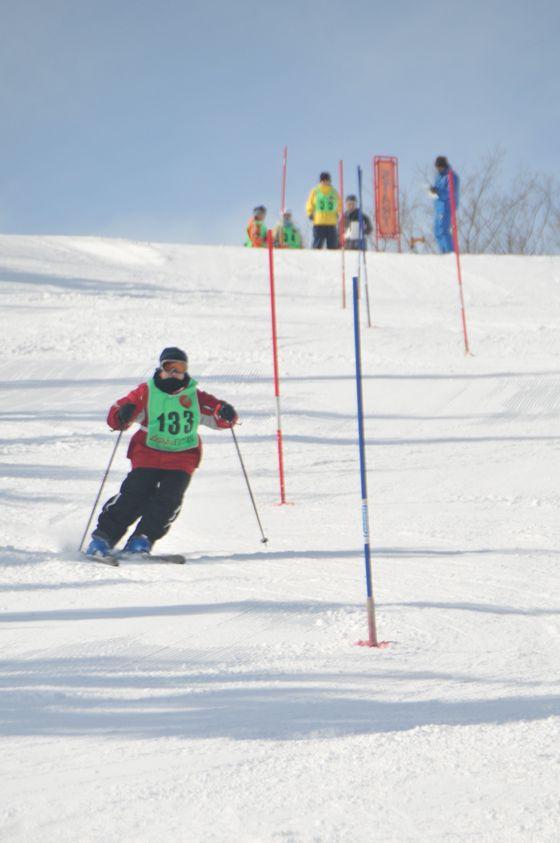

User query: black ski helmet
[435,156,449,169]
[159,347,188,366]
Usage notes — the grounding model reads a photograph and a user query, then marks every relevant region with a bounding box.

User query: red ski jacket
[107,380,231,473]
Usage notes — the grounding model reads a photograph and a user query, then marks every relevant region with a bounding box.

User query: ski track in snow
[0,236,559,841]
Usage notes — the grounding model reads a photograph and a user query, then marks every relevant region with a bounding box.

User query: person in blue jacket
[429,156,460,253]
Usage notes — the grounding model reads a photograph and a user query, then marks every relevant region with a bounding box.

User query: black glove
[308,215,313,221]
[116,402,136,429]
[218,402,237,422]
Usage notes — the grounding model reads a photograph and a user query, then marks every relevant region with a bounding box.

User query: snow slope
[0,235,559,842]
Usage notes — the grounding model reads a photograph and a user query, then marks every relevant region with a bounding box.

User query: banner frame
[373,155,401,252]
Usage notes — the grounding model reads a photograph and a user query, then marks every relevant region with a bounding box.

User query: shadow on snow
[0,653,558,740]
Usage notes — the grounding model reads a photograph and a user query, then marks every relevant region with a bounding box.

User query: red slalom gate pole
[267,230,287,504]
[281,146,288,215]
[339,159,346,308]
[449,170,471,355]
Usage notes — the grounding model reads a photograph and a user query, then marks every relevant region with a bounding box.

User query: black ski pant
[94,467,191,547]
[312,225,339,250]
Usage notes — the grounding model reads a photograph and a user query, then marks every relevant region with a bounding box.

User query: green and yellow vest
[281,224,302,248]
[146,378,201,452]
[315,187,337,214]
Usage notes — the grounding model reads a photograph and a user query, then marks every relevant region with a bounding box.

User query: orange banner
[374,158,400,240]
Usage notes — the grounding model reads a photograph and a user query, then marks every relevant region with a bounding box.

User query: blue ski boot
[85,534,113,558]
[122,534,152,555]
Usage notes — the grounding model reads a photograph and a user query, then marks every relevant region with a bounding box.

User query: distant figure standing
[273,210,303,249]
[306,171,341,250]
[245,206,267,248]
[429,156,459,254]
[343,194,373,250]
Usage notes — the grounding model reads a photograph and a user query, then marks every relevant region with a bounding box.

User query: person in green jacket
[273,211,303,249]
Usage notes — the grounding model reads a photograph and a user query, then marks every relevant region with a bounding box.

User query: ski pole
[267,229,287,503]
[357,165,372,327]
[449,168,471,355]
[280,145,288,215]
[78,430,123,552]
[230,427,268,544]
[352,276,387,648]
[360,250,373,328]
[339,158,346,308]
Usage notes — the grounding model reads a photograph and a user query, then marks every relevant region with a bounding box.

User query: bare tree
[399,186,435,253]
[399,148,560,255]
[551,203,560,252]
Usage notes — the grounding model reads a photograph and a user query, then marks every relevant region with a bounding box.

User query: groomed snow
[0,235,559,841]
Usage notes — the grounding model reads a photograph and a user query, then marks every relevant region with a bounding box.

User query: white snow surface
[0,234,559,842]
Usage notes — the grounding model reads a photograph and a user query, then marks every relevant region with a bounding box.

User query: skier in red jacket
[85,346,237,559]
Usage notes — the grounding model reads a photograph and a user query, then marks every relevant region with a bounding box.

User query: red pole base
[354,639,391,648]
[274,501,294,507]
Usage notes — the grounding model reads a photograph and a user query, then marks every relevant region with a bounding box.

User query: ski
[81,551,120,567]
[114,552,186,564]
[80,551,186,566]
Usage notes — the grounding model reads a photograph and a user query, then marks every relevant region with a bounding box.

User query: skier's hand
[213,401,238,428]
[116,402,136,429]
[428,185,438,197]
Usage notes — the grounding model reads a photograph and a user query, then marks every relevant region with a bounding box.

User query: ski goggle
[161,360,187,373]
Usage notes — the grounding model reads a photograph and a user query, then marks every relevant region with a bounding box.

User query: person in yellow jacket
[306,171,342,249]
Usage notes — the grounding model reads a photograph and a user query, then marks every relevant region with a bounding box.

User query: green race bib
[146,378,201,451]
[282,224,302,248]
[245,220,267,247]
[315,188,337,214]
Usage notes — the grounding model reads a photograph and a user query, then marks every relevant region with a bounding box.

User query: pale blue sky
[0,0,557,244]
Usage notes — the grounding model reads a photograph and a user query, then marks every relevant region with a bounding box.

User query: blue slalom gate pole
[357,166,372,328]
[352,275,385,648]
